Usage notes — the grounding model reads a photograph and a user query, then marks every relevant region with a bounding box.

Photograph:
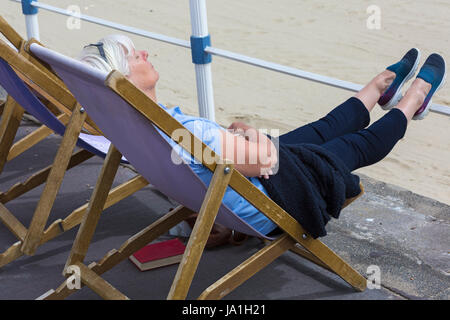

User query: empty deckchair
[0,37,149,267]
[33,43,367,300]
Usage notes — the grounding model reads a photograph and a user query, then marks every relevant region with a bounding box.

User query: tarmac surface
[0,122,448,300]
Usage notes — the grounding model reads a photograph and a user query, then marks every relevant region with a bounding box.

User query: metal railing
[10,0,450,119]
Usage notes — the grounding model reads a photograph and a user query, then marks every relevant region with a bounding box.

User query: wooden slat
[7,125,53,162]
[0,96,17,136]
[168,162,234,300]
[296,236,367,291]
[21,104,87,255]
[0,100,5,117]
[0,16,23,50]
[0,96,24,174]
[20,40,64,87]
[0,241,22,268]
[0,203,27,241]
[0,149,94,204]
[38,96,63,118]
[289,244,333,272]
[199,234,295,300]
[74,262,129,300]
[6,113,69,162]
[63,145,122,270]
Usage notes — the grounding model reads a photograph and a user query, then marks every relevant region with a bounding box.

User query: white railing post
[21,0,40,41]
[189,0,215,121]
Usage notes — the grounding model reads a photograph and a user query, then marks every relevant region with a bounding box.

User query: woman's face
[126,48,159,91]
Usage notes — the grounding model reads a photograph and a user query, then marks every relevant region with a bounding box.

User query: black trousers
[279,97,408,171]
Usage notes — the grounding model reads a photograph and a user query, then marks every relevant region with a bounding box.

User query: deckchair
[0,16,103,175]
[0,32,149,266]
[33,43,367,300]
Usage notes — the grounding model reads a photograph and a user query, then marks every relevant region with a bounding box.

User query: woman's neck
[143,87,157,102]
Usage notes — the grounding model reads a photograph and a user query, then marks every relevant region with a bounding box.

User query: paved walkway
[0,123,448,300]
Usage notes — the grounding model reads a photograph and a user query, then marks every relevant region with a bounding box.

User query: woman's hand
[227,121,250,131]
[222,122,278,178]
[227,122,258,141]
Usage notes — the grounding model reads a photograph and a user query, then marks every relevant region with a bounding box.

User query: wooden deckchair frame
[0,16,102,173]
[0,18,150,266]
[40,70,366,300]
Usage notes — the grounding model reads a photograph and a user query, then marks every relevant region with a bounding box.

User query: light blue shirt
[158,104,277,235]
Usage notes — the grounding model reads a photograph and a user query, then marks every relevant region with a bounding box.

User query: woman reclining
[78,35,446,244]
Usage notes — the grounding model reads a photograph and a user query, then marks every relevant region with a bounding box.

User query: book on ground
[129,238,186,271]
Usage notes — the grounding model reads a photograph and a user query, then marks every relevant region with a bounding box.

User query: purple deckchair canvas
[30,43,271,239]
[0,58,127,163]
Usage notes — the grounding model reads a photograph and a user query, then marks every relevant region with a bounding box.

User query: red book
[129,238,186,271]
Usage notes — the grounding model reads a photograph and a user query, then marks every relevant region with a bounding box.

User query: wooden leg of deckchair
[6,113,70,162]
[0,149,94,204]
[286,184,366,291]
[0,241,23,267]
[0,96,21,137]
[6,125,53,161]
[74,262,129,300]
[0,96,24,174]
[288,244,333,272]
[0,202,27,241]
[294,235,367,291]
[0,16,23,50]
[21,103,87,256]
[285,185,366,275]
[40,205,194,300]
[264,184,366,275]
[0,100,4,117]
[260,239,335,273]
[167,161,234,300]
[199,234,296,300]
[63,144,122,272]
[199,232,366,299]
[0,175,147,269]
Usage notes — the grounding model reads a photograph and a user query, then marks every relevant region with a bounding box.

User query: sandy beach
[2,0,449,205]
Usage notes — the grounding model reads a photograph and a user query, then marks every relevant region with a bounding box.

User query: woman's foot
[412,53,446,120]
[354,69,396,112]
[354,51,418,113]
[395,79,431,124]
[378,48,421,110]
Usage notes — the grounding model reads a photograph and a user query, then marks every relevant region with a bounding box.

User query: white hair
[78,34,135,75]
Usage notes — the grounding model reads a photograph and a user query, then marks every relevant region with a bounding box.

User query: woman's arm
[220,122,278,178]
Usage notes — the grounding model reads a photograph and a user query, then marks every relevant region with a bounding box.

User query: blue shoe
[378,48,421,110]
[413,53,447,120]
